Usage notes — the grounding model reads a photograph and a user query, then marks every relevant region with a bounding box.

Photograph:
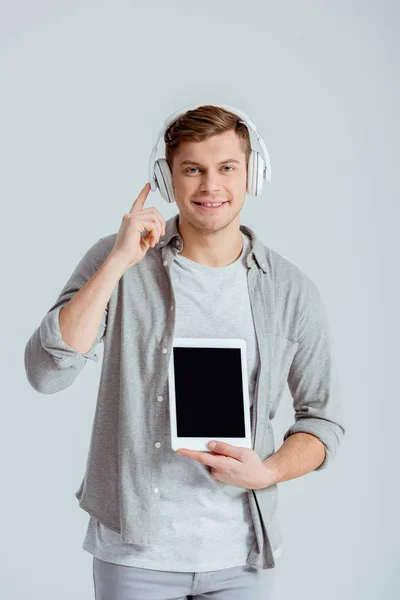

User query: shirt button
[162,347,167,354]
[155,442,161,448]
[157,395,163,402]
[163,260,168,266]
[153,488,159,494]
[175,240,180,246]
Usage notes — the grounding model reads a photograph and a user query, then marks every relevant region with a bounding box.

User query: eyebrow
[179,158,241,167]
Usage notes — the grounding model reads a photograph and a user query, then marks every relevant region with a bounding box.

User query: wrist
[104,251,132,275]
[260,459,278,489]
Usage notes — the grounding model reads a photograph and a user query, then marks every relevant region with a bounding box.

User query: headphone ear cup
[247,151,255,196]
[247,150,265,196]
[154,158,176,203]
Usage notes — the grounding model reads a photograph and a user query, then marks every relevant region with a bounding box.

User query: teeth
[201,202,223,207]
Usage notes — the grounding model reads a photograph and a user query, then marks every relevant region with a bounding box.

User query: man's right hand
[110,182,167,269]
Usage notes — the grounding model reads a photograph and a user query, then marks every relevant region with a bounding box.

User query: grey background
[1,1,398,598]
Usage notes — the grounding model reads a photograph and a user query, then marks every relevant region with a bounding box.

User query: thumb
[208,441,245,460]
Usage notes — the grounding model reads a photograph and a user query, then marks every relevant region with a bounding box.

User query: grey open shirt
[24,214,345,570]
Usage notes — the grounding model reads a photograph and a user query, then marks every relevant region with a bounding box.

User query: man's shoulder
[258,244,325,333]
[84,233,118,265]
[96,233,118,252]
[262,243,314,292]
[245,225,308,286]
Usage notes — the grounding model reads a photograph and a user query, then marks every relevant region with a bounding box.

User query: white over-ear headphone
[148,103,271,204]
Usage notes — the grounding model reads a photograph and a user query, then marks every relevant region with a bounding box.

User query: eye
[184,166,235,174]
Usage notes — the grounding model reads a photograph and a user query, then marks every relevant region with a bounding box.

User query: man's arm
[262,432,326,486]
[24,238,123,394]
[58,251,126,355]
[261,274,345,488]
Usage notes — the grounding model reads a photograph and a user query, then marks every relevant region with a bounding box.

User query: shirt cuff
[283,418,343,471]
[39,304,100,367]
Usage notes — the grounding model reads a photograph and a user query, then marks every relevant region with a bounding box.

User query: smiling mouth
[192,201,229,213]
[193,201,229,206]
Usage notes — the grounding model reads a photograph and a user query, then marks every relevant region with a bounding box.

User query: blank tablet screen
[172,346,246,438]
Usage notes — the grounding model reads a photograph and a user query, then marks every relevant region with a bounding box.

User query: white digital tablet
[168,338,252,452]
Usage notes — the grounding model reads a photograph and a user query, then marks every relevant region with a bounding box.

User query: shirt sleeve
[24,237,109,395]
[283,273,345,471]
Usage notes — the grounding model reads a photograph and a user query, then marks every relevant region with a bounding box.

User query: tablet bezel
[168,338,252,452]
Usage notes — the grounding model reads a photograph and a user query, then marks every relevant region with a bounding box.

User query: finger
[209,441,246,461]
[129,182,151,213]
[139,208,166,237]
[176,449,220,468]
[136,214,162,247]
[142,231,159,249]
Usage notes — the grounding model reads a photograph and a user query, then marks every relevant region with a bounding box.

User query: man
[24,105,345,599]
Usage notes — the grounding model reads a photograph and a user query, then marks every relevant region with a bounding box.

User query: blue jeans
[93,556,277,600]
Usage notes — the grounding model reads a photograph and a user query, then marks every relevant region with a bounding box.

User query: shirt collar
[155,214,268,273]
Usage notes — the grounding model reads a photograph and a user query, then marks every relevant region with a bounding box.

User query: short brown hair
[164,105,251,172]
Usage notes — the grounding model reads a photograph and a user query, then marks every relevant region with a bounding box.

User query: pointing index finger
[129,182,151,213]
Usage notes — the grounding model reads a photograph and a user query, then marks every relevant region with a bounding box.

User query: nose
[199,173,221,193]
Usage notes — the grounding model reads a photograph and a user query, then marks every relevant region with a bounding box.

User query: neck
[177,216,244,267]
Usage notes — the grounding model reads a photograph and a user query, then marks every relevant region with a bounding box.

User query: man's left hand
[176,441,272,490]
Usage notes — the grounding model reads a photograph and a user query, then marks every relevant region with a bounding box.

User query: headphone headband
[149,103,271,191]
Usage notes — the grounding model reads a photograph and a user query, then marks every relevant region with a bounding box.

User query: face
[170,129,248,235]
